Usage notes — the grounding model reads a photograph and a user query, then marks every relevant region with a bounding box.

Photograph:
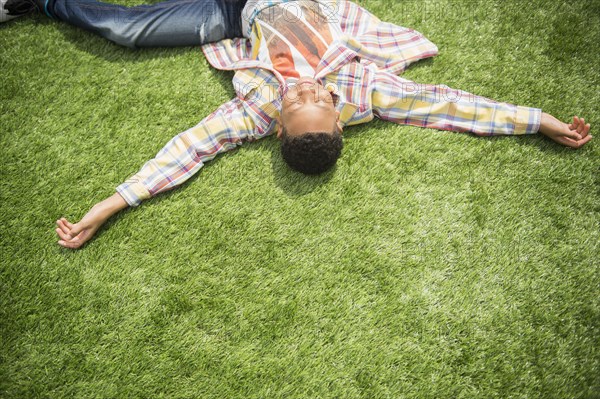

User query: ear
[335,111,344,135]
[276,117,283,140]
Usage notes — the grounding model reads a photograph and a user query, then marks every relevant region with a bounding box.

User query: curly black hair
[280,129,343,175]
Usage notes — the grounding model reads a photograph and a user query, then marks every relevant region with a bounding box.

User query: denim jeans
[46,0,247,48]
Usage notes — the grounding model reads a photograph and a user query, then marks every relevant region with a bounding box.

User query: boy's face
[277,77,343,138]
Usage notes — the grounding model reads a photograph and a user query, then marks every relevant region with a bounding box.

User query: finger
[70,223,85,236]
[556,134,593,149]
[581,123,591,138]
[56,219,71,236]
[562,128,582,141]
[577,118,585,134]
[573,116,579,127]
[61,218,74,229]
[58,233,86,247]
[575,134,593,148]
[56,228,73,241]
[58,239,83,249]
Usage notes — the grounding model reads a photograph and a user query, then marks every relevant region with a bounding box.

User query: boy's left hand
[539,113,592,148]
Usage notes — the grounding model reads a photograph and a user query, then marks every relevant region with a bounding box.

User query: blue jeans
[46,0,247,48]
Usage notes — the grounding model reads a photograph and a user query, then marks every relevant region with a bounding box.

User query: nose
[297,83,318,100]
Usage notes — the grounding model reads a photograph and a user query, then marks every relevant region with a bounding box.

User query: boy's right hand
[55,211,106,249]
[56,193,128,249]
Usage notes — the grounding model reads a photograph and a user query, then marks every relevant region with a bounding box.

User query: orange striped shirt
[251,0,342,80]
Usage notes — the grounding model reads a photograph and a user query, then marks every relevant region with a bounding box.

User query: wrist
[539,112,550,134]
[93,193,128,220]
[538,112,561,137]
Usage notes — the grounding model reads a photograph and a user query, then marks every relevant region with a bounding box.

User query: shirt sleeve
[116,98,256,207]
[371,71,541,136]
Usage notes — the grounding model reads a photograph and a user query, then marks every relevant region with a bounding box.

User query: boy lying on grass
[2,0,591,249]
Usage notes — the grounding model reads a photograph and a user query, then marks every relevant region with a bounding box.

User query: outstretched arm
[56,98,256,249]
[371,72,592,148]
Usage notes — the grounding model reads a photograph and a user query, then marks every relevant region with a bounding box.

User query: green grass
[1,0,598,398]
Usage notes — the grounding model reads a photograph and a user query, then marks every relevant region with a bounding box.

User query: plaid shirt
[117,0,541,207]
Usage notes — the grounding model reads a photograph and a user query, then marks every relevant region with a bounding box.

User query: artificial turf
[0,0,598,398]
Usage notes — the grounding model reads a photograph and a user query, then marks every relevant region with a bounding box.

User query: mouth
[296,76,318,86]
